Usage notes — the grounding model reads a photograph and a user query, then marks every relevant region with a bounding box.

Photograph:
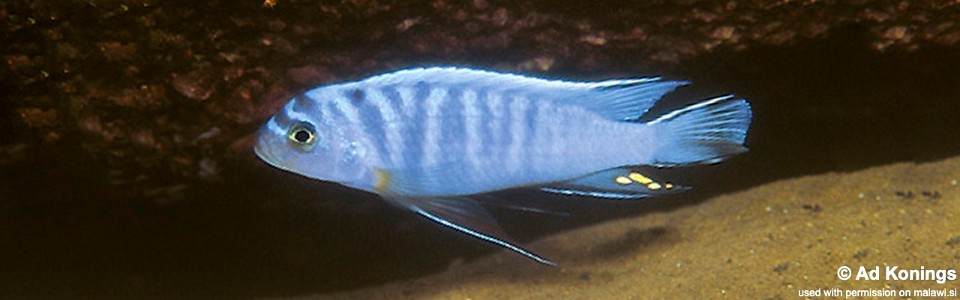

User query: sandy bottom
[299,156,960,299]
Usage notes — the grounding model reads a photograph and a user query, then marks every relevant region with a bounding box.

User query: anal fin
[541,167,686,199]
[387,196,556,266]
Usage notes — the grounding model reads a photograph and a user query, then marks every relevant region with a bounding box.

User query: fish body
[255,67,752,265]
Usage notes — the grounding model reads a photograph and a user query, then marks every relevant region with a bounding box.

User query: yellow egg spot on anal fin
[628,172,653,184]
[615,176,632,185]
[647,182,662,190]
[665,182,674,189]
[374,168,391,192]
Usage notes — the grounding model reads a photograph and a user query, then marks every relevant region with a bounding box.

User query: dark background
[2,1,959,298]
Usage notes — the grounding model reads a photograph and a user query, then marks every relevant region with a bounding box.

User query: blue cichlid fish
[254,67,752,265]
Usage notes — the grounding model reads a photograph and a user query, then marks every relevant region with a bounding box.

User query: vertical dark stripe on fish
[530,99,548,155]
[522,95,538,161]
[380,85,405,156]
[347,88,365,103]
[292,94,318,114]
[499,93,515,165]
[274,106,293,126]
[441,87,464,152]
[354,89,390,164]
[472,87,491,160]
[380,85,404,120]
[411,81,432,172]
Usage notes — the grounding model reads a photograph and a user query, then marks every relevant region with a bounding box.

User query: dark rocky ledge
[4,1,958,201]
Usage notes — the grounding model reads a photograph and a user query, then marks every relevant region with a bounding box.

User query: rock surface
[3,1,959,201]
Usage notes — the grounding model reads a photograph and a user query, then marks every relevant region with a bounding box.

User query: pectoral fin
[541,167,686,199]
[386,196,556,266]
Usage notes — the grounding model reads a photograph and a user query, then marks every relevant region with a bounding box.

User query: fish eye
[293,129,312,143]
[287,122,317,148]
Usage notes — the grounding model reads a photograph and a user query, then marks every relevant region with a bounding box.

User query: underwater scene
[2,1,959,299]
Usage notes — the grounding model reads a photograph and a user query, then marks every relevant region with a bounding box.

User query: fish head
[254,97,367,183]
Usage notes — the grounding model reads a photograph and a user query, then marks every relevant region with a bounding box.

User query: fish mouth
[253,139,270,161]
[253,137,285,170]
[253,135,304,176]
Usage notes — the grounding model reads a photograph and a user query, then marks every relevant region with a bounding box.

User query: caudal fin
[646,95,752,166]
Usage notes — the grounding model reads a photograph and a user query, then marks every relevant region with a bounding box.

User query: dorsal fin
[357,67,687,121]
